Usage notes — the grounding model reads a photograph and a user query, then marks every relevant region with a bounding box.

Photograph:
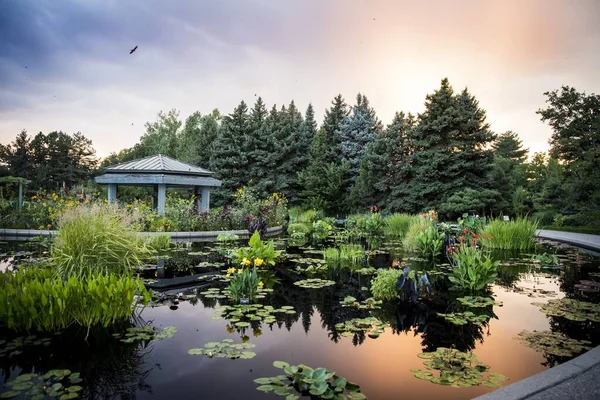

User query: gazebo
[94,154,221,216]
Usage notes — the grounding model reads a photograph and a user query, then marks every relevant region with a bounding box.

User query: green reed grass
[481,218,538,250]
[402,217,429,251]
[339,244,366,265]
[384,213,420,240]
[323,247,341,263]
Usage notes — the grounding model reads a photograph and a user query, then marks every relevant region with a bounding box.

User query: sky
[1,0,599,159]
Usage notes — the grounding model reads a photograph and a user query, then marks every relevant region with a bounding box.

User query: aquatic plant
[323,247,341,263]
[532,298,600,322]
[312,220,333,241]
[402,217,429,251]
[294,278,336,289]
[339,244,366,265]
[335,317,388,339]
[411,348,508,388]
[188,338,256,359]
[437,312,491,326]
[448,245,499,293]
[371,269,403,300]
[517,330,593,357]
[2,369,83,399]
[233,231,282,266]
[532,252,560,268]
[291,263,328,276]
[212,304,295,326]
[228,268,262,301]
[112,325,177,343]
[216,232,240,244]
[384,213,419,240]
[0,335,52,358]
[415,224,445,259]
[0,267,150,333]
[51,204,151,279]
[481,218,537,250]
[456,296,502,308]
[340,296,382,310]
[254,361,366,399]
[146,233,172,252]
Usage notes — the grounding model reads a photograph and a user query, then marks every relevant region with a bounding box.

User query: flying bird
[129,45,138,54]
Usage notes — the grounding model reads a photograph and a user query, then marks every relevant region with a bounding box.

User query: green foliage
[164,196,197,231]
[448,246,499,293]
[384,213,419,240]
[339,244,365,265]
[233,231,282,266]
[293,278,336,289]
[2,369,83,400]
[532,298,600,322]
[532,252,559,267]
[437,311,490,326]
[287,222,310,238]
[188,338,256,359]
[216,232,240,244]
[340,296,382,310]
[411,348,508,388]
[481,218,537,250]
[438,188,502,216]
[112,325,177,343]
[402,217,428,251]
[371,269,403,300]
[228,268,261,302]
[457,296,502,308]
[51,204,151,279]
[255,361,366,399]
[517,330,592,358]
[146,233,172,252]
[311,220,333,241]
[415,224,444,259]
[335,317,388,339]
[323,247,340,263]
[0,267,150,332]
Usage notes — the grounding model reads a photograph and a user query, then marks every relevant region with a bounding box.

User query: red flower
[463,228,469,234]
[473,233,479,239]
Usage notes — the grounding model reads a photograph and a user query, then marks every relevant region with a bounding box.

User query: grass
[384,213,419,240]
[323,247,340,263]
[339,244,366,265]
[51,204,151,279]
[482,218,538,250]
[402,217,429,251]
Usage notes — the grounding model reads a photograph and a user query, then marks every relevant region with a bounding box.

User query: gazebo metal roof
[104,154,214,177]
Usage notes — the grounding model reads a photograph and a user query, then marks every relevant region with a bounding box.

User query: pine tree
[297,103,317,170]
[321,94,349,162]
[274,101,304,202]
[210,101,251,204]
[493,131,528,162]
[0,130,32,178]
[337,93,383,182]
[406,78,495,212]
[246,97,276,196]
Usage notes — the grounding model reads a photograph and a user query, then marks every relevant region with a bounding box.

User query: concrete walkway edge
[536,229,600,252]
[474,345,600,400]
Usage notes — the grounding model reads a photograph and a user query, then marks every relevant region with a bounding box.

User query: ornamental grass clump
[481,218,538,250]
[402,217,429,251]
[384,213,420,240]
[51,204,151,279]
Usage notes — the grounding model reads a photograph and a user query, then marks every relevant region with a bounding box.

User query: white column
[108,183,117,204]
[18,180,23,209]
[157,184,167,216]
[201,187,210,212]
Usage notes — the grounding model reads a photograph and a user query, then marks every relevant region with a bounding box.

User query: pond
[1,238,600,400]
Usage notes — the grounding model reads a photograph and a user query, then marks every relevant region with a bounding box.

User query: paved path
[537,229,600,252]
[477,230,600,400]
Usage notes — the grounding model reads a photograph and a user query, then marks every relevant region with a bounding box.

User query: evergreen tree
[210,101,251,204]
[0,130,31,177]
[246,98,276,196]
[176,109,221,167]
[493,131,528,162]
[337,93,383,182]
[321,94,349,161]
[297,103,317,170]
[274,101,304,202]
[406,78,495,212]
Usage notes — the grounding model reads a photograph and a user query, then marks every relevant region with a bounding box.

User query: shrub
[384,213,419,240]
[448,245,499,293]
[165,196,197,231]
[311,220,333,241]
[51,204,151,279]
[287,222,310,237]
[0,267,151,333]
[481,218,537,250]
[323,247,340,263]
[402,217,429,251]
[371,268,403,300]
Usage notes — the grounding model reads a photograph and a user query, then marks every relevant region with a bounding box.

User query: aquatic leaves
[112,325,177,343]
[199,287,231,299]
[214,304,295,329]
[340,296,382,310]
[412,348,508,388]
[532,298,600,322]
[291,257,326,265]
[456,296,502,308]
[2,370,83,399]
[517,330,593,357]
[294,279,336,289]
[335,317,388,339]
[291,264,328,276]
[188,339,256,359]
[254,361,366,399]
[437,312,491,326]
[0,335,52,358]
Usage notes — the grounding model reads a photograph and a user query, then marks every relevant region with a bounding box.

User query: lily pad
[188,339,256,359]
[293,278,336,289]
[516,330,593,357]
[532,298,600,322]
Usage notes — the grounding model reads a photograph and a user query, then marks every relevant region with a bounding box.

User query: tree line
[1,78,598,225]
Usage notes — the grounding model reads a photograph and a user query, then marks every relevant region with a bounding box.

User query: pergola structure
[95,154,221,216]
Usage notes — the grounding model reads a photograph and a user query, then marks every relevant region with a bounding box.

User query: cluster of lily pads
[456,296,502,308]
[335,317,388,339]
[517,330,593,357]
[291,264,328,276]
[2,369,82,399]
[254,361,366,399]
[212,304,296,328]
[340,296,382,310]
[112,325,177,343]
[437,311,491,326]
[188,339,256,359]
[0,334,52,358]
[294,278,336,289]
[199,286,273,300]
[532,298,600,322]
[411,348,508,388]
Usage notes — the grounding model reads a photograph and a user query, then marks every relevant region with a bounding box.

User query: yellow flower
[226,273,231,278]
[42,202,47,207]
[241,257,251,266]
[237,269,243,274]
[254,258,264,267]
[258,281,264,288]
[226,267,236,275]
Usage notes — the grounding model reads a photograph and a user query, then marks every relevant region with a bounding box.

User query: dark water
[1,238,600,400]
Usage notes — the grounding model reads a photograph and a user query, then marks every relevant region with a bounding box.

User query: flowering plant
[228,267,262,301]
[232,231,282,267]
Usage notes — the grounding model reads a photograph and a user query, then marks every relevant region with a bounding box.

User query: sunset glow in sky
[1,0,599,158]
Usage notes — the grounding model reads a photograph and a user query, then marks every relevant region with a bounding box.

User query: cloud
[1,0,599,157]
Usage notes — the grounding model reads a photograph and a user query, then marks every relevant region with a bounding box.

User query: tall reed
[481,218,538,250]
[402,217,429,251]
[384,213,419,240]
